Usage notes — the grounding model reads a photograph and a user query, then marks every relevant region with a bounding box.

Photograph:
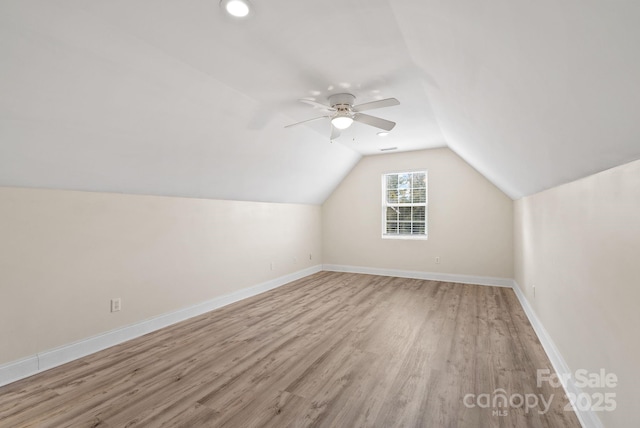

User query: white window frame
[381,170,428,240]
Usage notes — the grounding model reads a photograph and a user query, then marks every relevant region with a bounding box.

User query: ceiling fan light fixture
[221,0,251,18]
[331,115,353,130]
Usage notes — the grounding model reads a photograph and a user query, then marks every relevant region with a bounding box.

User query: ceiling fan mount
[328,93,356,108]
[285,93,399,140]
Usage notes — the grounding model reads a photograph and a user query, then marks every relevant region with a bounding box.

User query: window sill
[381,234,428,241]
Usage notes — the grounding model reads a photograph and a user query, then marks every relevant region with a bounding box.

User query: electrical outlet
[309,253,313,260]
[293,257,298,264]
[435,256,440,264]
[111,298,121,313]
[270,262,274,271]
[532,284,536,298]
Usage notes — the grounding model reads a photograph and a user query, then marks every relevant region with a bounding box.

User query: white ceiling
[1,0,639,203]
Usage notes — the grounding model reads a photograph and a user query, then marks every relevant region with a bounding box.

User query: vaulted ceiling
[1,0,639,204]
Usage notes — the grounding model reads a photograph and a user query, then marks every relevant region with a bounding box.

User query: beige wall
[0,187,322,365]
[322,148,514,278]
[514,159,640,427]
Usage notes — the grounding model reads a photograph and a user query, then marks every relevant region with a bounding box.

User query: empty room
[1,1,638,427]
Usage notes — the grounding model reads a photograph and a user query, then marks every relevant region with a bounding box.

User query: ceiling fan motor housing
[328,93,356,110]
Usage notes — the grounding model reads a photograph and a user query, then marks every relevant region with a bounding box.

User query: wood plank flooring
[0,272,581,427]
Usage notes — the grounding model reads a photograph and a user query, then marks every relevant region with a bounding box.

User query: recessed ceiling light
[377,131,390,137]
[380,147,398,152]
[221,0,251,18]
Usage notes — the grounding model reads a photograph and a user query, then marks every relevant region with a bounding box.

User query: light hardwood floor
[0,272,580,427]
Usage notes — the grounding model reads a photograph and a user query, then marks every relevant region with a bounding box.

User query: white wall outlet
[270,262,274,271]
[110,298,121,312]
[532,284,536,298]
[309,253,313,260]
[435,256,440,264]
[293,257,298,264]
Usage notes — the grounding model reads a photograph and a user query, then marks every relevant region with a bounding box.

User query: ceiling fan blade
[299,98,336,112]
[353,113,396,131]
[330,125,341,141]
[352,97,400,112]
[284,116,329,128]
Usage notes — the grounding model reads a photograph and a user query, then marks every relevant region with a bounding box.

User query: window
[382,170,427,239]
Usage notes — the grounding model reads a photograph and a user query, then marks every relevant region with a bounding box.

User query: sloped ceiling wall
[1,0,639,203]
[390,0,640,198]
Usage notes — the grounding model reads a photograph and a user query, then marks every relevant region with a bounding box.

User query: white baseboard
[0,356,40,388]
[0,265,322,388]
[322,264,514,287]
[511,280,602,428]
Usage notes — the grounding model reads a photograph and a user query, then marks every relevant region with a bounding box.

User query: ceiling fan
[285,93,400,140]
